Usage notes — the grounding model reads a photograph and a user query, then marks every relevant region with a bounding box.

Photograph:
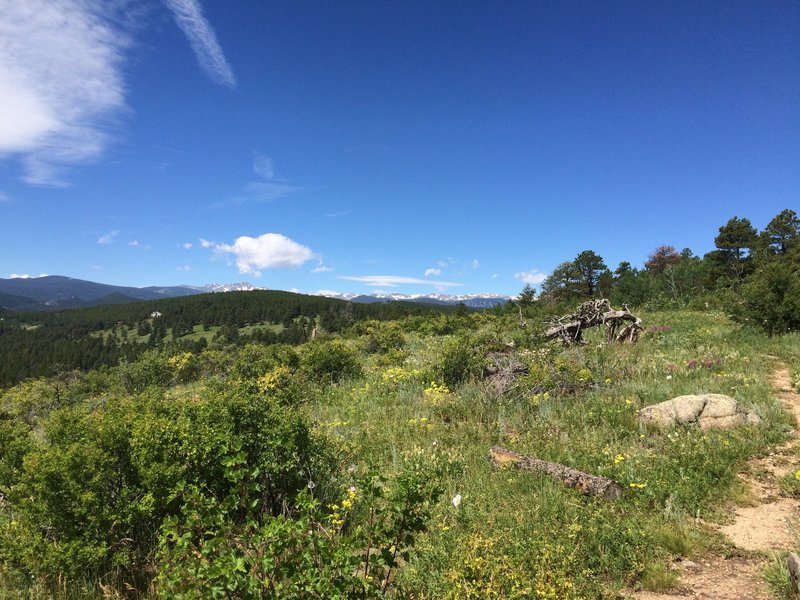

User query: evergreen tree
[517,284,536,306]
[762,209,800,255]
[713,216,758,281]
[573,250,608,297]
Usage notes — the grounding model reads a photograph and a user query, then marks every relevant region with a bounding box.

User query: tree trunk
[489,445,623,501]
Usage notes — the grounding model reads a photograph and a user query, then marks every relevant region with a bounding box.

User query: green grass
[307,308,798,597]
[3,307,799,598]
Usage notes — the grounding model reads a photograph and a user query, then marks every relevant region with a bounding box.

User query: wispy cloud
[162,0,236,87]
[210,232,315,277]
[129,240,151,250]
[176,265,192,272]
[9,273,48,279]
[0,192,10,203]
[241,181,302,202]
[199,238,213,248]
[0,0,130,186]
[326,210,351,218]
[339,275,463,289]
[471,259,480,270]
[514,269,548,285]
[253,155,274,179]
[97,230,119,245]
[228,154,301,204]
[181,242,193,249]
[424,268,442,277]
[311,265,334,274]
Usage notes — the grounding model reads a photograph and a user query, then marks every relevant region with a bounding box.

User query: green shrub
[363,320,407,354]
[300,339,362,385]
[119,350,174,394]
[156,447,458,598]
[0,384,335,594]
[435,335,485,389]
[230,343,300,383]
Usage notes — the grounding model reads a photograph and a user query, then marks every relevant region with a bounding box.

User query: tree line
[519,209,799,334]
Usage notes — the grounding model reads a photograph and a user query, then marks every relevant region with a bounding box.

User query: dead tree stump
[490,445,623,501]
[545,299,642,345]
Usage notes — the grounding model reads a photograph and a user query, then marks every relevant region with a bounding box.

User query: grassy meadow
[1,306,799,598]
[305,310,797,597]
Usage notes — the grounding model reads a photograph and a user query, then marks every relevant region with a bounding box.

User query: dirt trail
[628,364,800,599]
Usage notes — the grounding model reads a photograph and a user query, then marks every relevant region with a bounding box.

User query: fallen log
[490,445,623,501]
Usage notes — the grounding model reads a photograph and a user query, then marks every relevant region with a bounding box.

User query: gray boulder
[639,394,761,430]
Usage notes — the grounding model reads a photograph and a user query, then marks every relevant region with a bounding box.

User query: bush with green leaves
[739,250,800,335]
[299,339,362,385]
[118,349,175,393]
[361,320,407,355]
[0,382,335,593]
[230,343,300,383]
[434,335,486,389]
[156,446,459,598]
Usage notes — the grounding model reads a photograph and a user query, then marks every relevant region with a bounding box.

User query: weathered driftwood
[490,445,623,501]
[545,299,642,345]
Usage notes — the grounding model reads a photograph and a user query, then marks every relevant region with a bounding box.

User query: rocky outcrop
[639,394,761,430]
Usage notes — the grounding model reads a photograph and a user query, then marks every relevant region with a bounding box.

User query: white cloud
[97,230,119,245]
[182,242,193,249]
[129,240,151,250]
[339,275,462,289]
[199,238,213,248]
[162,0,236,87]
[472,259,480,270]
[253,154,274,179]
[515,269,548,285]
[424,268,442,277]
[9,273,47,279]
[0,0,130,186]
[1,0,234,186]
[213,233,315,276]
[176,265,191,272]
[311,265,334,274]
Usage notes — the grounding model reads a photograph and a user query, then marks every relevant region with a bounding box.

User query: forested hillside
[0,290,452,386]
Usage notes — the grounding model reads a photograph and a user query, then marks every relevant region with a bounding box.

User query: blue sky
[1,0,798,296]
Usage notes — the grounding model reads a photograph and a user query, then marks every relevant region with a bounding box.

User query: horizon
[2,1,798,297]
[0,272,513,300]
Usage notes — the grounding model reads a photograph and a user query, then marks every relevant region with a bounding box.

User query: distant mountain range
[315,291,511,308]
[0,276,260,311]
[0,276,510,311]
